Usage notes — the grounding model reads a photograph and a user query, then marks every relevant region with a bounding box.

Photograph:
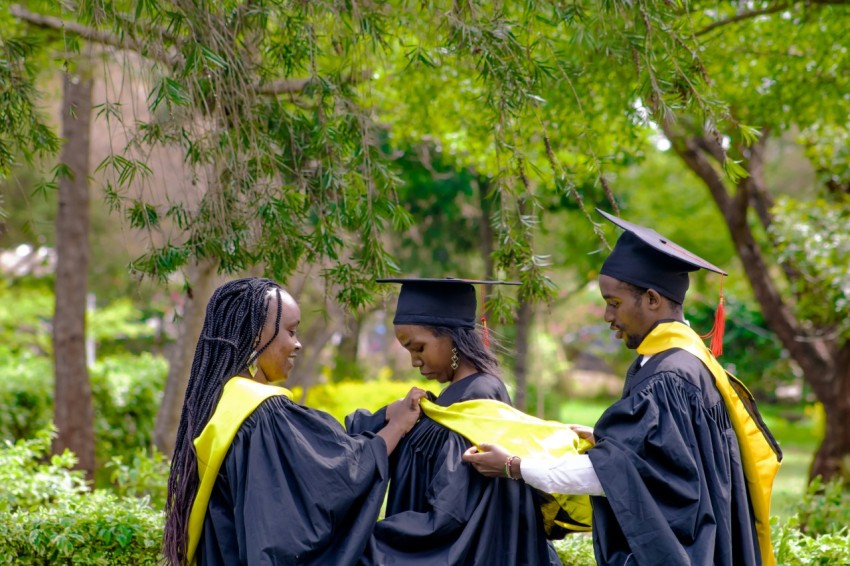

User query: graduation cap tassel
[700,278,726,357]
[482,316,490,349]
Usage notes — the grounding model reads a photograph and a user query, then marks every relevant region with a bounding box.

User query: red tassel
[482,316,490,349]
[700,278,725,357]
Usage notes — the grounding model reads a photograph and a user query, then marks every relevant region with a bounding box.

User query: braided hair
[430,325,501,378]
[163,277,285,565]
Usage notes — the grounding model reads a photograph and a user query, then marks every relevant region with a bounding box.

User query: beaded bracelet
[505,455,519,480]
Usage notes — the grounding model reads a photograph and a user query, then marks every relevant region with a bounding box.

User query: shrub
[772,477,850,564]
[0,429,163,565]
[0,348,53,441]
[553,533,595,565]
[105,448,170,511]
[90,353,168,463]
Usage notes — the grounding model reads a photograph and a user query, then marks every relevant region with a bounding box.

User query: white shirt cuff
[521,453,605,497]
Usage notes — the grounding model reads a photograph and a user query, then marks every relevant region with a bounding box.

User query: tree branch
[10,4,179,67]
[663,121,832,374]
[696,1,850,37]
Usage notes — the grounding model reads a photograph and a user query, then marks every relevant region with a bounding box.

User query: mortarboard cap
[596,208,728,356]
[377,277,520,329]
[597,208,726,304]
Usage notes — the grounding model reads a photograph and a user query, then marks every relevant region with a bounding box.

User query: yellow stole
[421,398,594,537]
[187,377,293,565]
[638,322,781,566]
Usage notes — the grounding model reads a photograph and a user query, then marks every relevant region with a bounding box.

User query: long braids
[163,278,283,565]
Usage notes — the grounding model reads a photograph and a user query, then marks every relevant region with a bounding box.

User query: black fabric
[347,373,560,566]
[198,395,390,566]
[377,278,519,329]
[597,208,726,304]
[587,349,760,566]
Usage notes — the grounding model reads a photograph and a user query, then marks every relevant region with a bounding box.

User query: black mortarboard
[377,277,520,329]
[597,208,726,304]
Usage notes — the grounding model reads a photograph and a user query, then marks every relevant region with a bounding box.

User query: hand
[386,387,425,434]
[462,443,515,478]
[569,424,596,446]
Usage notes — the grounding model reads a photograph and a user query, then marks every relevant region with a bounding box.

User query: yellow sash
[187,377,293,565]
[638,322,781,566]
[422,398,594,537]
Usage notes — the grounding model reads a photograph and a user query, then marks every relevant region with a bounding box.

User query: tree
[657,1,850,482]
[52,64,96,479]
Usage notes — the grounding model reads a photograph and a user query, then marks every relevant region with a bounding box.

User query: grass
[554,399,818,521]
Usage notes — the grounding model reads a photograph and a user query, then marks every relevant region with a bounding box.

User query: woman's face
[255,291,301,384]
[394,324,456,383]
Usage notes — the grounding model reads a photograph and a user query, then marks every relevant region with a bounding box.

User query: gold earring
[451,347,459,370]
[248,352,258,379]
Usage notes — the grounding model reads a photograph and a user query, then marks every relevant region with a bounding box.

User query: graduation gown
[198,394,390,566]
[587,348,761,566]
[346,373,560,566]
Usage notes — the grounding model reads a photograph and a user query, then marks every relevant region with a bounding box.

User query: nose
[410,354,422,368]
[294,338,302,351]
[603,306,615,324]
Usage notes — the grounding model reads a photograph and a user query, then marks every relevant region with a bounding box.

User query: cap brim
[377,277,520,286]
[596,209,727,276]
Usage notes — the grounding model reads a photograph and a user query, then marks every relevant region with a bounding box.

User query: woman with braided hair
[163,278,423,566]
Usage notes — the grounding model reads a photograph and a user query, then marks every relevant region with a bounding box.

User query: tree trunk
[810,342,850,481]
[513,299,533,412]
[52,70,95,479]
[153,259,220,457]
[664,122,849,482]
[333,313,363,381]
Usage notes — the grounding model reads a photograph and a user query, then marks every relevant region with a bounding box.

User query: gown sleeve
[345,405,388,435]
[587,373,743,566]
[199,395,390,566]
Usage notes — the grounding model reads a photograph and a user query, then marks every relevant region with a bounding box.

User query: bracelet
[506,455,519,480]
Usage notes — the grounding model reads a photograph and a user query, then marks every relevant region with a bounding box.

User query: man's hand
[569,424,596,446]
[462,443,516,478]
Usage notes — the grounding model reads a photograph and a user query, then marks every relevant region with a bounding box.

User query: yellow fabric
[187,377,293,565]
[637,322,781,566]
[421,398,594,535]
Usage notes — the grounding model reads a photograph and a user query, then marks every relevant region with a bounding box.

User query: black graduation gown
[346,373,561,566]
[198,395,390,566]
[587,349,760,566]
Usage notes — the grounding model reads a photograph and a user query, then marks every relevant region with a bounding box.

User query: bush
[90,353,168,463]
[553,534,595,565]
[0,430,163,565]
[0,348,53,441]
[771,477,850,565]
[0,349,167,465]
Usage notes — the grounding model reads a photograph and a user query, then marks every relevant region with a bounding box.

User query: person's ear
[645,288,664,310]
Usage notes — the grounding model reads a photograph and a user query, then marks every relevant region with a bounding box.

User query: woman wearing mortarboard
[464,211,783,566]
[346,278,562,565]
[162,278,423,566]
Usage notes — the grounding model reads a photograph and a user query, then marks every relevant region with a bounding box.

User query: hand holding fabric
[462,443,514,478]
[568,424,596,446]
[386,387,426,434]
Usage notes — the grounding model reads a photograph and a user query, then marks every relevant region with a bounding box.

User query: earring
[248,352,258,379]
[451,347,459,370]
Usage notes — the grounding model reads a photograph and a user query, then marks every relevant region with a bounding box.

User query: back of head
[163,277,284,565]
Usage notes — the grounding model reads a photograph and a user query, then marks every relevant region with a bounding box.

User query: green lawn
[556,399,817,521]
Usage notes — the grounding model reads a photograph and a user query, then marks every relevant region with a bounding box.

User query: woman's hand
[386,387,426,434]
[462,443,517,478]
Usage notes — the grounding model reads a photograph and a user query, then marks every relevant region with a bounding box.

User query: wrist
[505,455,522,480]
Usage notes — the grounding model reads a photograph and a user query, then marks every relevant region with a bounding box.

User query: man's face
[599,274,654,350]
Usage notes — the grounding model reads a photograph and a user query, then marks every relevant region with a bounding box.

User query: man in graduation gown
[347,278,561,565]
[464,211,782,566]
